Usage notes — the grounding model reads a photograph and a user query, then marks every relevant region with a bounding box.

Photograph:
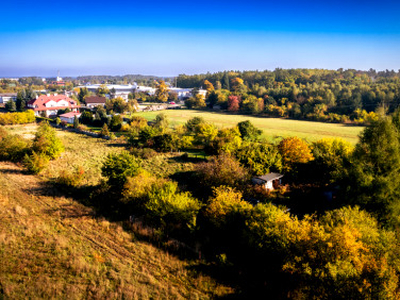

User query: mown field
[136,110,364,144]
[0,124,233,299]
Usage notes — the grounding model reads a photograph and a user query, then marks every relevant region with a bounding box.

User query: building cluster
[1,80,206,118]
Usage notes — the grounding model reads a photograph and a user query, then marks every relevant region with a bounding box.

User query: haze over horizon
[1,0,399,77]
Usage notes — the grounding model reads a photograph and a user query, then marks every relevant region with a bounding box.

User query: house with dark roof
[27,94,80,117]
[84,96,106,108]
[252,172,284,190]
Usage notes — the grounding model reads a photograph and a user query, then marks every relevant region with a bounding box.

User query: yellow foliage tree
[278,137,314,172]
[155,80,169,102]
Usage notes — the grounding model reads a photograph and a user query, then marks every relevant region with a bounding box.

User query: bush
[100,123,110,137]
[33,122,64,159]
[130,147,158,159]
[197,154,249,189]
[56,166,85,187]
[0,134,30,162]
[145,181,202,231]
[101,152,141,190]
[23,151,49,174]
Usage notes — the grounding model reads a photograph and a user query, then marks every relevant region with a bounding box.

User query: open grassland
[0,127,233,298]
[136,110,364,144]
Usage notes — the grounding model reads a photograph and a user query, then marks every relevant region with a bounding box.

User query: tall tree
[346,117,400,227]
[155,80,169,102]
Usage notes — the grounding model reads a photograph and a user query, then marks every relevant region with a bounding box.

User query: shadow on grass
[25,174,237,296]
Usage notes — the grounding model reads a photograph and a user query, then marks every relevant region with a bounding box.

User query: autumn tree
[197,154,249,189]
[155,80,169,102]
[96,84,109,97]
[227,95,240,112]
[204,80,214,93]
[278,137,314,172]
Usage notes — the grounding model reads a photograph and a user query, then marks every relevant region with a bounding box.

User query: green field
[135,110,364,144]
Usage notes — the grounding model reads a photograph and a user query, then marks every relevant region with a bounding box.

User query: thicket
[0,110,36,125]
[177,69,400,125]
[0,122,64,174]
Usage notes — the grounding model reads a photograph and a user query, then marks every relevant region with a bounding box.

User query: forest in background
[178,68,400,124]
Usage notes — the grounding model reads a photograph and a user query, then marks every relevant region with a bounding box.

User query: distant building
[84,96,107,108]
[0,93,17,103]
[27,94,80,117]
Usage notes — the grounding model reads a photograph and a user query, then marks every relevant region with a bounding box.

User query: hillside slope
[0,161,232,299]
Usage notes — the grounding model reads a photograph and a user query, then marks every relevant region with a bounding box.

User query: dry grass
[0,161,234,298]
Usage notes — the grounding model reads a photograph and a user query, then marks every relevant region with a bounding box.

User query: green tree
[109,114,123,131]
[346,117,400,227]
[73,116,79,129]
[236,142,282,175]
[79,111,94,125]
[5,100,16,112]
[101,152,141,190]
[153,113,169,132]
[237,120,262,141]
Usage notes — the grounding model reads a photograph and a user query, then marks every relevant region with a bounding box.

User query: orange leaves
[278,137,314,172]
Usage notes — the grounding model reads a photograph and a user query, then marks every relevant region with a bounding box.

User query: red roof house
[27,94,80,117]
[59,112,82,124]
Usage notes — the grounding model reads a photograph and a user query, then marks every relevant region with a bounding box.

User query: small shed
[252,172,284,190]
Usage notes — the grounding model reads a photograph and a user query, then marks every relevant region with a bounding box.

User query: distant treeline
[177,68,400,124]
[75,74,175,86]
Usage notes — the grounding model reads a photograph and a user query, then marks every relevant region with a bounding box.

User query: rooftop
[255,172,284,182]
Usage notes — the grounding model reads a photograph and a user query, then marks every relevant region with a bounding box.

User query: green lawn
[135,110,364,144]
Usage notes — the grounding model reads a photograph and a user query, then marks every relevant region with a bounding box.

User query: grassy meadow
[136,110,364,144]
[0,124,233,298]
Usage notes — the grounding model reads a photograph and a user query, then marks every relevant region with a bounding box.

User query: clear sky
[1,0,399,77]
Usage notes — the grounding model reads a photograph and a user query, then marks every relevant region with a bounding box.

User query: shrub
[33,122,64,159]
[0,110,35,125]
[100,123,110,137]
[23,151,49,174]
[197,154,249,188]
[145,181,202,231]
[0,134,30,162]
[110,114,123,131]
[101,152,141,190]
[56,166,85,187]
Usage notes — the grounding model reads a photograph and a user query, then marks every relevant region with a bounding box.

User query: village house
[59,112,82,124]
[0,93,17,104]
[27,94,80,117]
[84,96,106,108]
[252,172,284,190]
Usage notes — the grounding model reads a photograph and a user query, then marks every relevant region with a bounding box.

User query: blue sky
[1,0,399,77]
